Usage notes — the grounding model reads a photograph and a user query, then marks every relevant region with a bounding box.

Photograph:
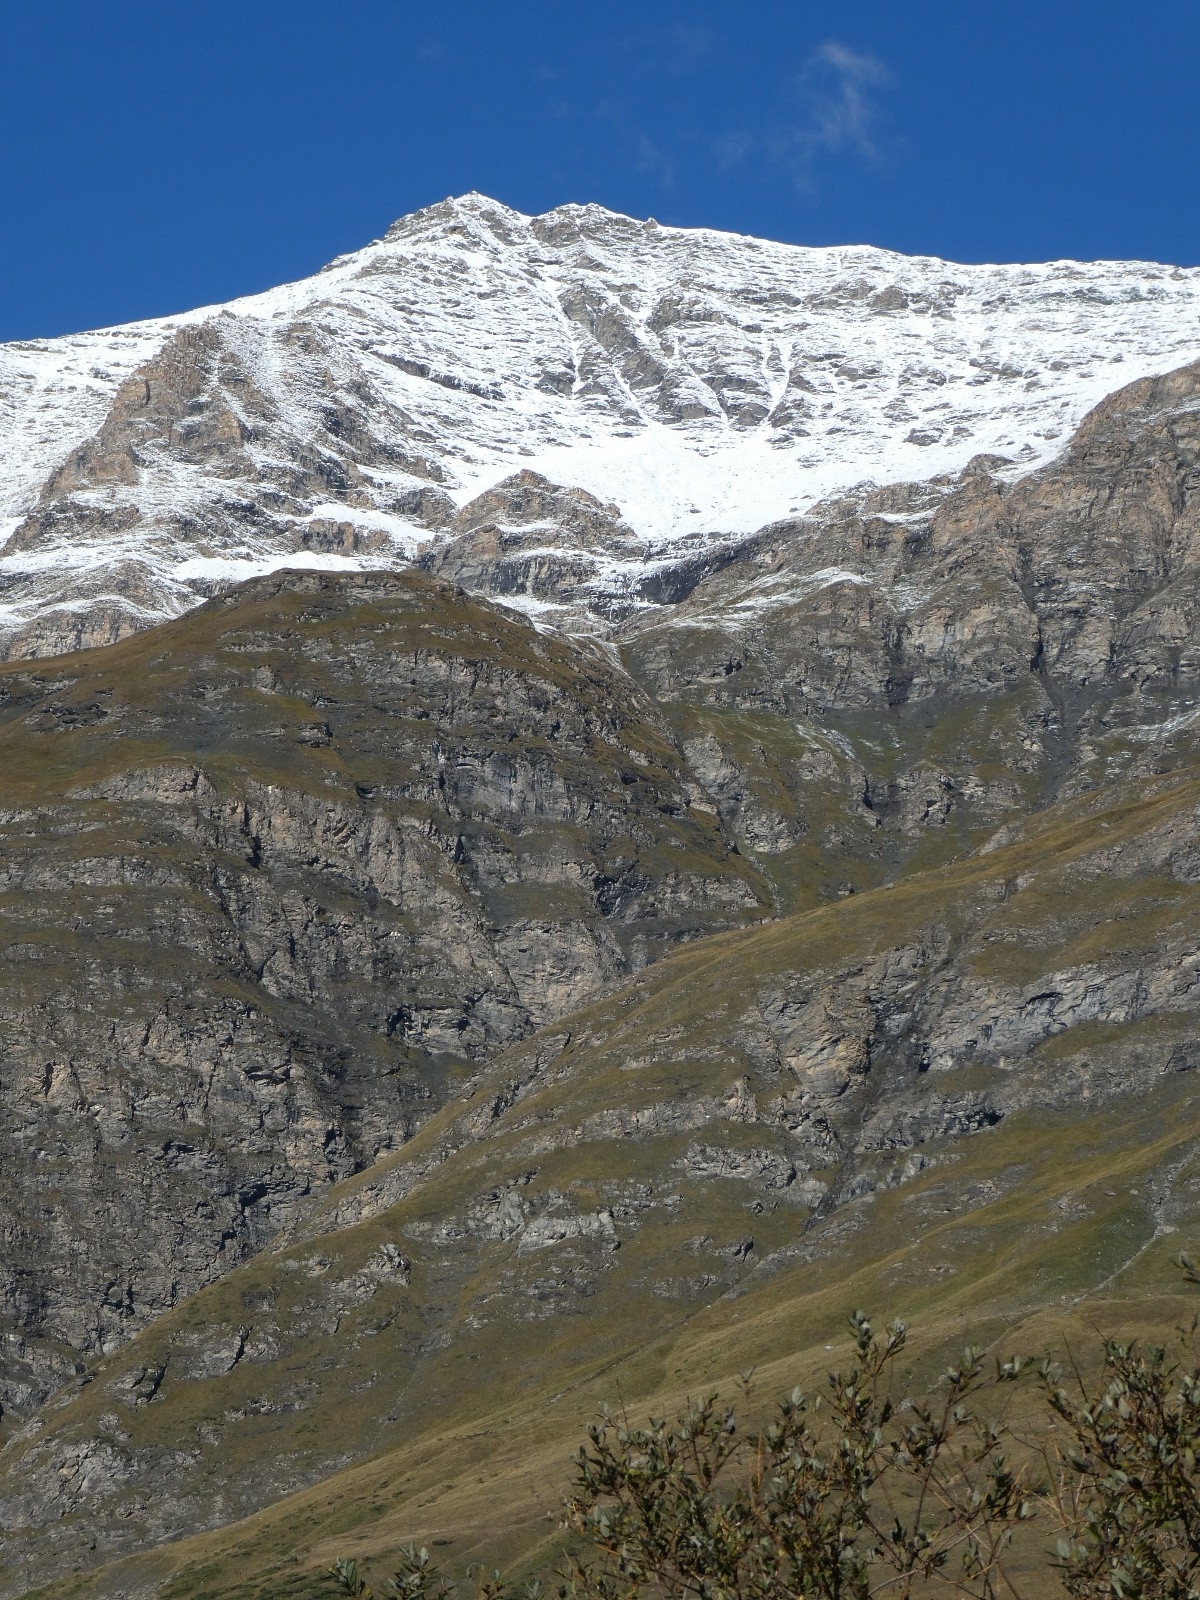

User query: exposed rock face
[423,472,640,616]
[618,361,1200,900]
[0,568,763,1421]
[6,203,1200,1599]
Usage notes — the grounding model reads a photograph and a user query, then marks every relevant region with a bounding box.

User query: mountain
[3,193,1200,657]
[3,764,1199,1598]
[2,199,1200,1600]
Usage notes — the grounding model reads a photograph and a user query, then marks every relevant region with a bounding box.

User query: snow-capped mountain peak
[2,193,1200,655]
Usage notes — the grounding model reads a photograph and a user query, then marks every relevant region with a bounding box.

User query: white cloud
[715,40,892,191]
[801,41,889,161]
[636,135,677,188]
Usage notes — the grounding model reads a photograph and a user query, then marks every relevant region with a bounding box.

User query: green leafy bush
[560,1312,1032,1600]
[1040,1256,1200,1598]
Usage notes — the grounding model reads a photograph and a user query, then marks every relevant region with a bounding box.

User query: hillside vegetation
[0,569,763,1426]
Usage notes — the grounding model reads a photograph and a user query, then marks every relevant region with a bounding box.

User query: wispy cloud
[588,94,681,192]
[716,40,892,192]
[800,41,889,161]
[661,24,716,77]
[714,131,755,171]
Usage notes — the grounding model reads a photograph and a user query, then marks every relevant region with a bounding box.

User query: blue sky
[2,1,1197,341]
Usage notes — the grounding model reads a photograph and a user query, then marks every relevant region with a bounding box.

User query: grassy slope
[27,1087,1200,1600]
[0,569,773,1450]
[8,768,1200,1600]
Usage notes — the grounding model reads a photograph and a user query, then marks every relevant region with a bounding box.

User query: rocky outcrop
[0,567,763,1422]
[6,200,1200,1600]
[2,762,1199,1588]
[421,471,638,617]
[619,362,1200,900]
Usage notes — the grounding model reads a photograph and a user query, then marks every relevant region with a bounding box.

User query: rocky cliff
[2,761,1199,1595]
[0,568,763,1424]
[613,358,1200,905]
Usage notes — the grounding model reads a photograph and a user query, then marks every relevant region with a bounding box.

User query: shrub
[1040,1257,1200,1598]
[335,1260,1200,1600]
[560,1312,1033,1600]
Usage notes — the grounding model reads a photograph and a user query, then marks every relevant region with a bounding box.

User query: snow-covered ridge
[1,191,1199,653]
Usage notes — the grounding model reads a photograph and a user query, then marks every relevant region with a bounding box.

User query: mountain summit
[2,193,1199,657]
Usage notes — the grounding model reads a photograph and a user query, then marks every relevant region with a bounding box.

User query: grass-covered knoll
[6,763,1200,1599]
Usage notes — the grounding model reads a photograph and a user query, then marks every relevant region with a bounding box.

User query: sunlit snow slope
[2,191,1200,655]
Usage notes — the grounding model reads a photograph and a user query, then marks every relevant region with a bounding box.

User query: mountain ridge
[4,753,1200,1598]
[3,192,1200,658]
